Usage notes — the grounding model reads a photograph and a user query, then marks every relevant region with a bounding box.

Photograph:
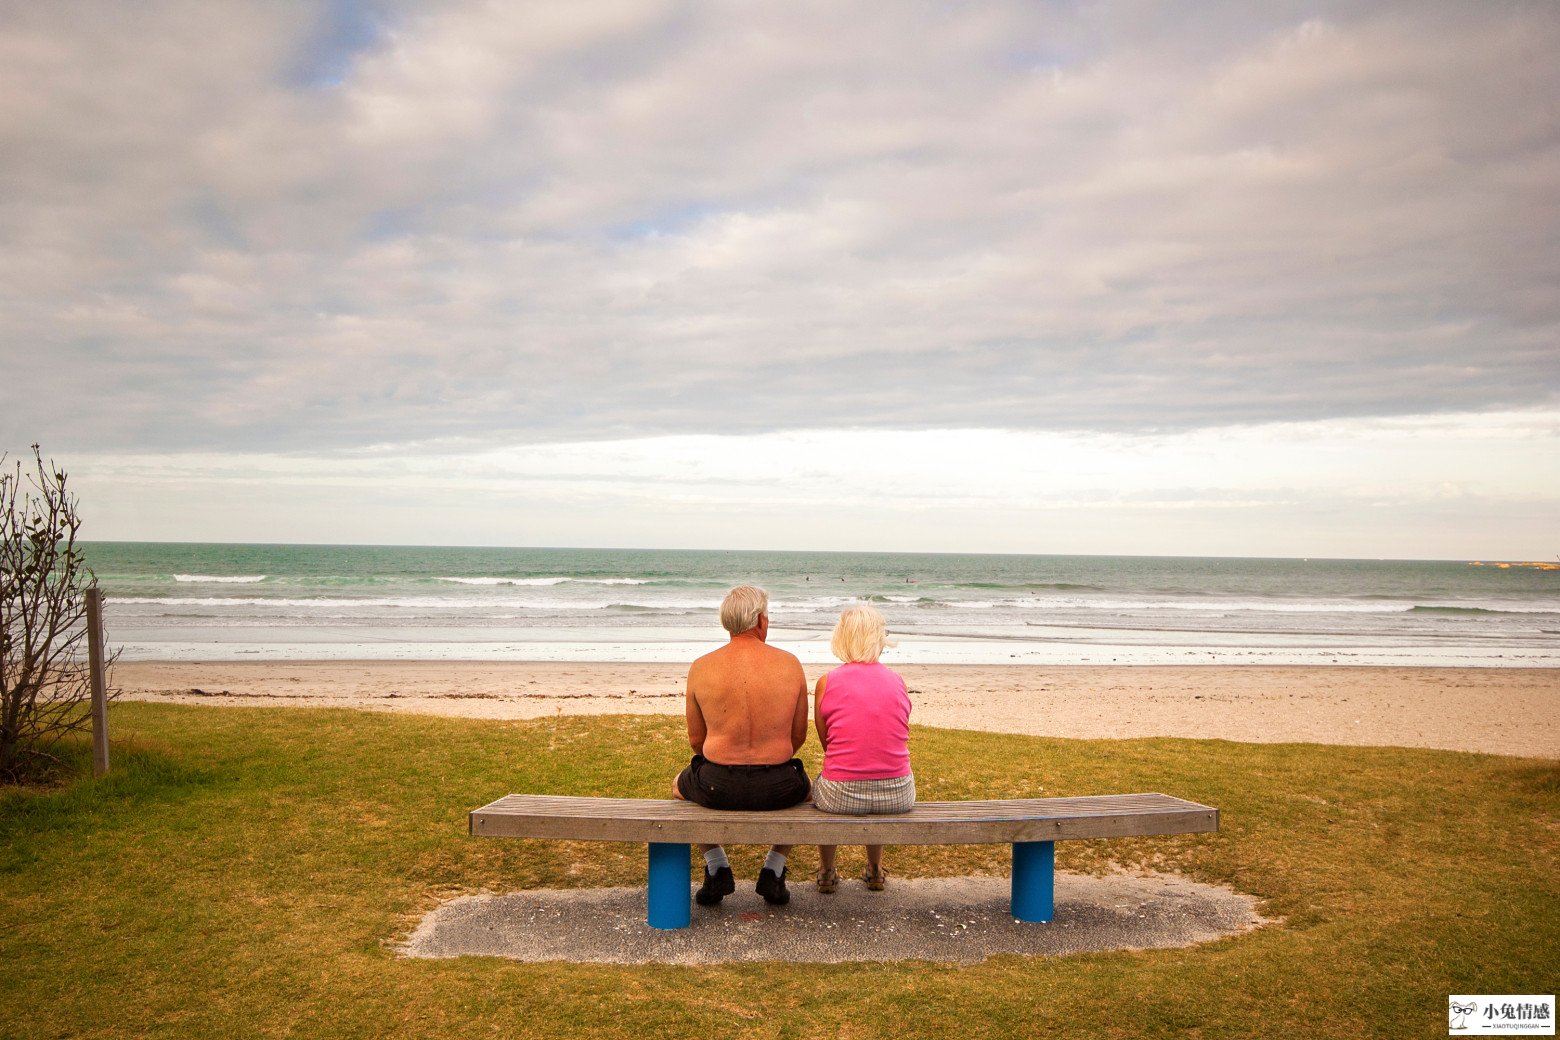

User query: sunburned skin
[685,615,809,765]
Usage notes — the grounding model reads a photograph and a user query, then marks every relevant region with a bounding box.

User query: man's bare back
[687,630,809,765]
[672,585,811,908]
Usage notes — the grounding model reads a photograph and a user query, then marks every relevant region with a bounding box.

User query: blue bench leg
[1011,841,1055,922]
[647,842,692,929]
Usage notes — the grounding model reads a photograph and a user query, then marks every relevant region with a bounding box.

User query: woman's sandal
[815,868,839,894]
[862,867,888,892]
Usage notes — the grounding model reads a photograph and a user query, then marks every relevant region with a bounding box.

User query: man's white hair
[719,584,768,635]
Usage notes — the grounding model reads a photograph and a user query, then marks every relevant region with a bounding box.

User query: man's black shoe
[695,865,735,906]
[756,866,790,906]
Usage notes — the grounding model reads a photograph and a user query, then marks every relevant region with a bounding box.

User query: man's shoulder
[687,646,727,679]
[693,639,801,671]
[756,642,804,672]
[766,642,802,663]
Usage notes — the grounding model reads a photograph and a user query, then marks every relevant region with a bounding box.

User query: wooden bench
[470,792,1219,929]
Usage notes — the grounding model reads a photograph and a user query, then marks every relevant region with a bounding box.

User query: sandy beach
[115,661,1559,759]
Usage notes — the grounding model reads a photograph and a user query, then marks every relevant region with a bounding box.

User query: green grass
[1,702,1555,1039]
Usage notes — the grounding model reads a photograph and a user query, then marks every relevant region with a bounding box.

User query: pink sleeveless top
[818,662,912,782]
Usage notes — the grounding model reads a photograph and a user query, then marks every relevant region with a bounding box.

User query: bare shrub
[0,445,113,782]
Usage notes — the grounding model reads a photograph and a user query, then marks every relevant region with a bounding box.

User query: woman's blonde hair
[830,604,893,663]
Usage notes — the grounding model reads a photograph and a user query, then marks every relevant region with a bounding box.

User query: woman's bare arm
[812,674,829,749]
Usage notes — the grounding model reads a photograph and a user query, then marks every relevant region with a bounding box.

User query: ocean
[81,543,1560,667]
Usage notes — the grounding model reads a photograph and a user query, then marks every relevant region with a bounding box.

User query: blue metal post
[647,842,692,929]
[1011,840,1055,922]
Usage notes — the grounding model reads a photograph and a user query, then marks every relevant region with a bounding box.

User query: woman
[812,604,914,892]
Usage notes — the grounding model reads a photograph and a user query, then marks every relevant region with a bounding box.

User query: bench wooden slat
[470,792,1218,845]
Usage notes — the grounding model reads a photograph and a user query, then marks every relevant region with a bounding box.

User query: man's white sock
[763,850,787,874]
[704,848,730,871]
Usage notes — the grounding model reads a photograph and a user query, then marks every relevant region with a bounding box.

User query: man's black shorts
[675,754,811,811]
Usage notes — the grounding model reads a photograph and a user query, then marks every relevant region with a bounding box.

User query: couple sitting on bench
[671,585,913,908]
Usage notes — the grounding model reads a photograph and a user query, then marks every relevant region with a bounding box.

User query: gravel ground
[399,871,1268,965]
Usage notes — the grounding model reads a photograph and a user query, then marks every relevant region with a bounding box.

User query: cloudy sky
[1,0,1556,558]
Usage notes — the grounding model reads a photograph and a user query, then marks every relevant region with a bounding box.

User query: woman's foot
[862,867,888,891]
[815,868,839,894]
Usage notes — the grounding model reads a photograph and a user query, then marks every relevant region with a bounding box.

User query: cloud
[0,1,1557,455]
[64,411,1560,558]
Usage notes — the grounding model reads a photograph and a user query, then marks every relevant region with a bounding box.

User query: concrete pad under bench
[470,793,1220,929]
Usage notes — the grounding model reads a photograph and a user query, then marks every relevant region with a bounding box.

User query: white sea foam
[441,577,569,586]
[119,596,463,608]
[939,595,1545,615]
[116,590,1555,622]
[438,576,650,586]
[173,574,266,583]
[87,546,1558,668]
[112,595,722,611]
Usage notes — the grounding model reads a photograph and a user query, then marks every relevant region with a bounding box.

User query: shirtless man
[671,585,810,907]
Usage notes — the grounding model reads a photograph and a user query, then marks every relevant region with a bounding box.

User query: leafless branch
[1,445,116,782]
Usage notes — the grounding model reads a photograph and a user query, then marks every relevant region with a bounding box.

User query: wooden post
[85,587,109,777]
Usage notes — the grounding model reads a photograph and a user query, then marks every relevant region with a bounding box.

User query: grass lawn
[1,702,1555,1039]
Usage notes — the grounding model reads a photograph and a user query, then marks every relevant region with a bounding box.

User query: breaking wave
[174,574,266,583]
[438,576,650,586]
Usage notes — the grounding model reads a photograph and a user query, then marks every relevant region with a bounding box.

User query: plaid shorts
[812,773,916,815]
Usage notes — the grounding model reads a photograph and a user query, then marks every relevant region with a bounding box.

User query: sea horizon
[81,541,1560,668]
[80,537,1560,564]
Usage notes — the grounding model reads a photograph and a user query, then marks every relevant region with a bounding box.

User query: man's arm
[789,668,809,754]
[685,668,707,754]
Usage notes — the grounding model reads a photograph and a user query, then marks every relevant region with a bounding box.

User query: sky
[0,0,1556,558]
